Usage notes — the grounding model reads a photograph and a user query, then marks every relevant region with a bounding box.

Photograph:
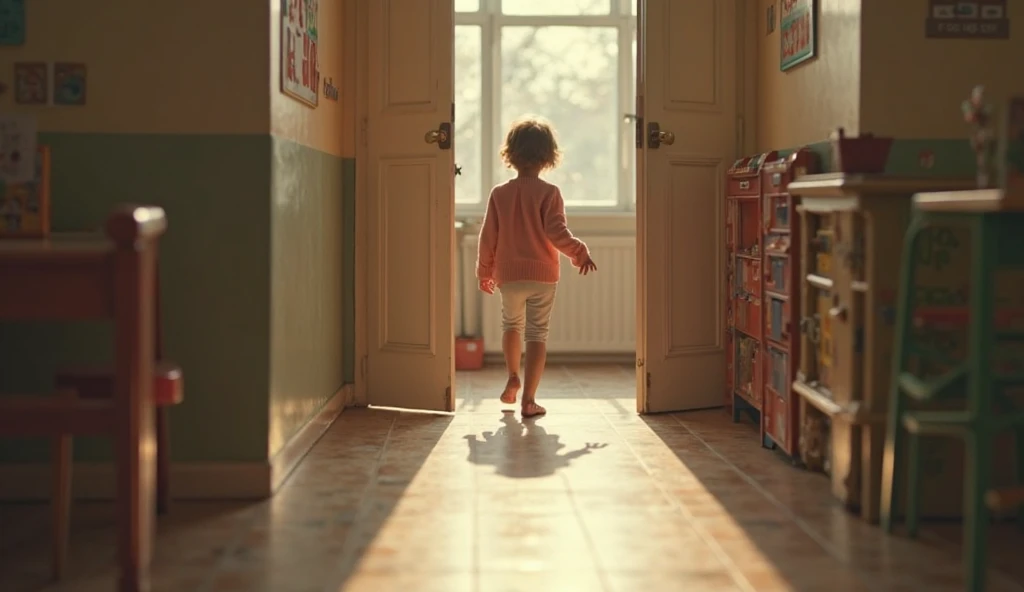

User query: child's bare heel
[500,375,520,404]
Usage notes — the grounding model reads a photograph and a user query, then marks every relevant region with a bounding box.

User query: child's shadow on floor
[464,411,607,479]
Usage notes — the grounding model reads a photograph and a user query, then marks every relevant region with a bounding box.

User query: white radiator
[459,234,636,354]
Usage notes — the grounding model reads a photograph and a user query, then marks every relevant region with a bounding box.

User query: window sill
[456,210,636,236]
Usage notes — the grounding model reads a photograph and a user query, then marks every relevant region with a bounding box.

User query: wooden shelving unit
[760,149,818,459]
[787,173,977,523]
[725,152,775,439]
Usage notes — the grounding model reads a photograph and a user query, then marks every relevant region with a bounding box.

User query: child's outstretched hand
[578,256,597,275]
[479,278,496,294]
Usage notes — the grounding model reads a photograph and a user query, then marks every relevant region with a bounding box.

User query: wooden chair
[0,205,165,591]
[55,264,184,515]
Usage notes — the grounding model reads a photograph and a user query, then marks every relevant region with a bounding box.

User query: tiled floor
[1,364,1022,591]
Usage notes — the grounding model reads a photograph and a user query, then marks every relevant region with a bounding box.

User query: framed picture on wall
[780,0,817,71]
[280,0,321,108]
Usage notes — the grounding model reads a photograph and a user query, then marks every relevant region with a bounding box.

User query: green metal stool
[879,197,1024,592]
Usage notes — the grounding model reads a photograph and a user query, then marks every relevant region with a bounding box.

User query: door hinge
[646,372,651,390]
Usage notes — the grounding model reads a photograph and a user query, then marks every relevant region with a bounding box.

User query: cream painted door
[636,0,737,413]
[367,0,455,411]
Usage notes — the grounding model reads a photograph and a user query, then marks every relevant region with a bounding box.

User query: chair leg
[905,432,922,538]
[1016,427,1024,530]
[51,434,73,581]
[965,432,994,592]
[880,217,924,534]
[156,407,171,515]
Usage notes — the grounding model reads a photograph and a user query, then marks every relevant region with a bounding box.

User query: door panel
[637,0,737,413]
[367,0,455,411]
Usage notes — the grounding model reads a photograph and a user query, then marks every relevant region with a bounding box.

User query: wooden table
[0,206,166,592]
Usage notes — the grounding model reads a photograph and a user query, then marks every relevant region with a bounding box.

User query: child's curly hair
[500,116,561,172]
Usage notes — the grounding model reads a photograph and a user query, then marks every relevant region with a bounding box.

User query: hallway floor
[1,365,1022,591]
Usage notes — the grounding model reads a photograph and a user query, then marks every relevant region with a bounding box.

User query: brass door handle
[647,121,675,149]
[424,122,452,150]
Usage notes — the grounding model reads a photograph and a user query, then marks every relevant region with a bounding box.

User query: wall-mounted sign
[780,0,816,71]
[281,0,320,108]
[323,77,339,102]
[0,0,25,45]
[926,0,1009,39]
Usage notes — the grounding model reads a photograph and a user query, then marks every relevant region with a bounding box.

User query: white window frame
[455,0,637,217]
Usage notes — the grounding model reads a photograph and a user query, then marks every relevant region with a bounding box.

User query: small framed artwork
[780,0,817,71]
[14,62,47,105]
[53,62,87,106]
[767,4,776,35]
[0,146,51,239]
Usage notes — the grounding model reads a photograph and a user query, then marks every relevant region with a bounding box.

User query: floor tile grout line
[561,368,616,592]
[596,407,757,592]
[321,413,400,592]
[668,413,887,591]
[673,415,1024,589]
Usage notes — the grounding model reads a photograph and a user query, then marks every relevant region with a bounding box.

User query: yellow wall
[269,0,354,156]
[756,0,862,151]
[859,0,1024,138]
[0,0,267,135]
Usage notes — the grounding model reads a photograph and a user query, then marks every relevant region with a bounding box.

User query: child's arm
[475,193,499,282]
[542,189,590,267]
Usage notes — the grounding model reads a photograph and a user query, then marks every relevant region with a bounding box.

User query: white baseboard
[0,384,353,502]
[269,384,351,493]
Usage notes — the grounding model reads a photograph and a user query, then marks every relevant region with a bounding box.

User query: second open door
[636,0,739,413]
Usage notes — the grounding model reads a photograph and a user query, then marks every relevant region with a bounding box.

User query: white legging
[498,281,558,343]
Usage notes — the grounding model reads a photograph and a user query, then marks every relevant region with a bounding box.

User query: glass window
[454,25,483,205]
[499,26,619,207]
[455,0,479,12]
[502,0,611,16]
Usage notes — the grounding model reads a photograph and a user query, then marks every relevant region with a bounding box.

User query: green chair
[879,196,1024,592]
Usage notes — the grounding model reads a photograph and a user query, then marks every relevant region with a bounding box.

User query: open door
[636,0,738,413]
[366,0,455,411]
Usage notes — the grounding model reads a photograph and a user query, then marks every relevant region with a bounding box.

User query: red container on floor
[455,336,485,370]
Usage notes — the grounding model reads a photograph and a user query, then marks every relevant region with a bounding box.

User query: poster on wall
[780,0,816,71]
[926,0,1009,39]
[280,0,320,108]
[0,114,37,185]
[0,0,25,46]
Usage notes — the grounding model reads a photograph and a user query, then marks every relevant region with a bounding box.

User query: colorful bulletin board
[0,0,25,46]
[280,0,321,108]
[0,146,50,239]
[926,0,1009,39]
[780,0,816,71]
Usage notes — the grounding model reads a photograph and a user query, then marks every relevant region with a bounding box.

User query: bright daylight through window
[455,0,638,213]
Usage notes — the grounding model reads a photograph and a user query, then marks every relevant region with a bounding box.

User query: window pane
[455,25,483,205]
[500,26,619,207]
[631,0,637,16]
[455,0,479,12]
[502,0,610,16]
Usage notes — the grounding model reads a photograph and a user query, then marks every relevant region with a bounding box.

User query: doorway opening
[452,0,641,410]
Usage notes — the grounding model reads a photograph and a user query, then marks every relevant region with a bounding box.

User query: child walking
[475,116,597,418]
